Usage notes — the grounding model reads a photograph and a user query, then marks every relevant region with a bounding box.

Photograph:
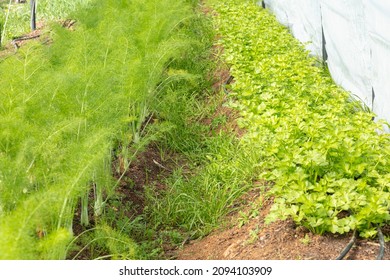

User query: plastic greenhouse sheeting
[263,0,322,58]
[262,0,390,126]
[321,0,372,109]
[366,0,390,124]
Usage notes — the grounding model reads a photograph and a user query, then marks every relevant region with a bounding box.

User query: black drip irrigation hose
[222,75,234,94]
[336,231,357,260]
[377,227,385,260]
[336,228,385,260]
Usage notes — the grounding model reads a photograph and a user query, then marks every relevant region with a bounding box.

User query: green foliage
[39,228,73,259]
[0,0,27,42]
[105,6,262,254]
[0,12,4,46]
[37,0,91,20]
[144,3,264,240]
[153,11,216,157]
[210,0,390,238]
[75,224,137,260]
[0,0,90,43]
[147,133,263,237]
[0,0,199,259]
[67,224,137,260]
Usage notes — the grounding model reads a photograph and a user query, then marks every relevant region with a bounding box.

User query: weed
[238,211,250,228]
[246,225,261,245]
[211,115,228,130]
[300,234,311,246]
[237,201,261,228]
[147,132,264,238]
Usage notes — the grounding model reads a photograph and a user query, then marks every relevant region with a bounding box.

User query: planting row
[210,0,390,238]
[0,0,199,259]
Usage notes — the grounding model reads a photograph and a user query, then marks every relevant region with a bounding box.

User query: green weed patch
[210,0,390,238]
[120,5,265,251]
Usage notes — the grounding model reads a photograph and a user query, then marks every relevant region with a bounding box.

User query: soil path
[176,191,390,260]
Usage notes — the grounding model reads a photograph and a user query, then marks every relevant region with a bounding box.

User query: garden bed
[1,0,389,260]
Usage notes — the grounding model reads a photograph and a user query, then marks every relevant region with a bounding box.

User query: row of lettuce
[210,0,390,238]
[0,0,207,259]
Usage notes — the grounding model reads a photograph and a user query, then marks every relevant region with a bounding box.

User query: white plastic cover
[365,0,390,124]
[262,0,390,126]
[264,0,322,58]
[320,0,372,109]
[263,0,290,26]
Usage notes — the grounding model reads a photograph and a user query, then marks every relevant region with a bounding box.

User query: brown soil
[70,142,185,259]
[176,189,390,260]
[111,143,186,218]
[0,22,45,55]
